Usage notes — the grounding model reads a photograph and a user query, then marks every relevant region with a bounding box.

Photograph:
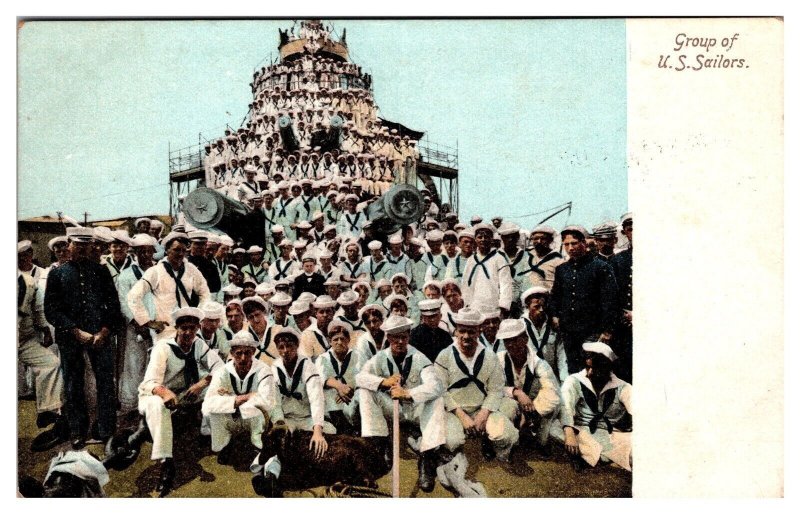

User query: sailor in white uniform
[495,319,561,452]
[137,307,224,494]
[434,308,519,462]
[460,224,513,316]
[356,315,447,492]
[202,330,276,463]
[128,232,211,343]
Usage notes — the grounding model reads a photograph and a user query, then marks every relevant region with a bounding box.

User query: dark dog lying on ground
[252,418,391,497]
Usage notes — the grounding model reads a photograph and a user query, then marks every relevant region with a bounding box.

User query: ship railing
[418,139,458,170]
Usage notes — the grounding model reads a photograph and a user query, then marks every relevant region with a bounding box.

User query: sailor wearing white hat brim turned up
[258,326,335,483]
[494,318,562,453]
[557,341,632,472]
[433,307,519,462]
[137,306,224,495]
[355,315,448,493]
[201,330,276,465]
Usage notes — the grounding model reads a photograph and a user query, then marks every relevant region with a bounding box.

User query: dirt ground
[17,399,631,498]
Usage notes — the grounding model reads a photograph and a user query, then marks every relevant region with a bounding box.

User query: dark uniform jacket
[550,254,619,337]
[610,248,632,311]
[409,323,453,363]
[292,272,326,300]
[44,259,123,343]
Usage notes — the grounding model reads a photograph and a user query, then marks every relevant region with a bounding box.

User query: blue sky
[17,19,627,229]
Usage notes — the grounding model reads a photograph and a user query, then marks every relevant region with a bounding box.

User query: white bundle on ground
[436,452,487,498]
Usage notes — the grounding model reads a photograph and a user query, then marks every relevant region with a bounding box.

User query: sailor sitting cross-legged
[202,330,276,466]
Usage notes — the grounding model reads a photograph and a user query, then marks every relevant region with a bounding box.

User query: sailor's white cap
[496,319,526,340]
[17,240,33,253]
[201,302,226,320]
[521,286,550,305]
[93,226,114,243]
[47,236,69,250]
[497,223,520,236]
[255,283,274,295]
[383,294,408,309]
[171,306,204,324]
[530,224,556,236]
[359,303,386,319]
[162,231,190,248]
[560,225,590,240]
[425,230,443,242]
[222,283,243,296]
[582,341,618,362]
[452,307,485,327]
[312,295,337,309]
[473,223,496,235]
[458,228,475,241]
[380,315,414,335]
[230,330,258,348]
[367,240,382,251]
[66,227,95,243]
[336,290,359,306]
[242,296,270,312]
[327,319,352,336]
[274,325,302,343]
[390,272,409,284]
[269,292,293,307]
[418,299,443,315]
[288,301,310,316]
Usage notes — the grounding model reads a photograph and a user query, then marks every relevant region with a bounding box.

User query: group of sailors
[18,199,633,495]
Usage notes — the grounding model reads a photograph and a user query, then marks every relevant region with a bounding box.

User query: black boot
[417,449,437,493]
[36,411,59,429]
[156,458,175,496]
[30,415,69,452]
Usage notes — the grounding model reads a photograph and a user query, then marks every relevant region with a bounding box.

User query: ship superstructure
[168,20,458,220]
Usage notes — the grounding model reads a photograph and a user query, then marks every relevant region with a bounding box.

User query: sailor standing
[460,224,513,316]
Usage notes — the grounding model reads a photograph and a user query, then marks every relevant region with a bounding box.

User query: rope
[324,483,393,498]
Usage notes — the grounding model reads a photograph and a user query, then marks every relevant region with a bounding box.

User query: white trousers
[18,335,63,413]
[358,389,446,452]
[552,425,632,471]
[119,324,152,413]
[498,397,558,446]
[444,406,519,454]
[139,395,208,460]
[208,412,265,452]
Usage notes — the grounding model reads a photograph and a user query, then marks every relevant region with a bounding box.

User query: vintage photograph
[16,16,729,498]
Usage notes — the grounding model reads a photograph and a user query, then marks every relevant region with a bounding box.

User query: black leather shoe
[252,472,281,498]
[30,426,68,452]
[71,437,87,450]
[417,450,437,493]
[156,458,175,497]
[36,411,59,429]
